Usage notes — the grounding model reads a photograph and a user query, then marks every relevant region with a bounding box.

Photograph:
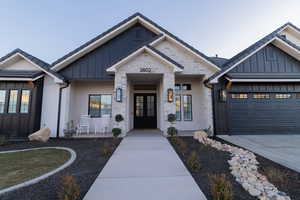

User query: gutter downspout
[56,83,70,138]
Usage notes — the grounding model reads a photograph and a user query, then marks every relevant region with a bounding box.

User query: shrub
[176,138,188,154]
[101,142,114,157]
[209,174,233,200]
[115,114,124,122]
[169,136,180,145]
[263,167,287,187]
[167,113,176,123]
[112,128,122,137]
[0,135,7,146]
[58,175,80,200]
[167,127,178,137]
[187,151,201,172]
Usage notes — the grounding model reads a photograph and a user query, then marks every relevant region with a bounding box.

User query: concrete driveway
[218,135,300,173]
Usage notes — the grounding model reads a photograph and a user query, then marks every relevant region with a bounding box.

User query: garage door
[228,92,300,135]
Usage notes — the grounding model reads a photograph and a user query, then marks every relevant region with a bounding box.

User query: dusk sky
[0,0,300,63]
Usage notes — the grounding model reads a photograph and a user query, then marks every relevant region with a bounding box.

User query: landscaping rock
[28,128,51,142]
[193,131,292,200]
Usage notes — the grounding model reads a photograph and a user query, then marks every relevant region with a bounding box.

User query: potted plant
[167,113,178,137]
[63,120,76,138]
[112,114,124,137]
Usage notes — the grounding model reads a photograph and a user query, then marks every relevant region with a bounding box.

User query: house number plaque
[140,67,151,72]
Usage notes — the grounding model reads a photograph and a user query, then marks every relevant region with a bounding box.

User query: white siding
[2,58,40,71]
[40,75,60,137]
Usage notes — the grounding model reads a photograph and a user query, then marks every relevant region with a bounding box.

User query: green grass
[0,149,70,190]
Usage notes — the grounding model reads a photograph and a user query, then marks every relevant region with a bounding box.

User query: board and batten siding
[59,23,157,80]
[228,44,300,79]
[0,79,43,139]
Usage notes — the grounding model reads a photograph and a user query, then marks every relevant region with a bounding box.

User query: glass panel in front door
[136,96,144,117]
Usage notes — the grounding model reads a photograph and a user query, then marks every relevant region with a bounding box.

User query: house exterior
[1,13,300,139]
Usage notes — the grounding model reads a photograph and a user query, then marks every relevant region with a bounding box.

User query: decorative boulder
[28,128,51,142]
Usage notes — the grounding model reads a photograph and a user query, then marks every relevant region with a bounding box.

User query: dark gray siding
[0,78,44,139]
[228,44,300,78]
[213,81,300,135]
[59,23,157,80]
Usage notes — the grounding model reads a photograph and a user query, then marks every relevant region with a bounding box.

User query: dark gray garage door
[228,92,300,135]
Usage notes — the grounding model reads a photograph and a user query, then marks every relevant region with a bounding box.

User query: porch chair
[77,115,91,135]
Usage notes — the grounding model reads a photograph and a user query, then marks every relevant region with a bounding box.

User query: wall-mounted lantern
[167,88,174,103]
[219,89,227,102]
[116,88,122,102]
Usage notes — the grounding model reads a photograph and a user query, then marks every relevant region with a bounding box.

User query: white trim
[279,24,300,36]
[0,147,76,195]
[209,38,277,84]
[165,35,221,71]
[52,16,162,71]
[106,46,183,73]
[0,74,44,81]
[51,15,219,72]
[226,77,300,82]
[0,53,64,83]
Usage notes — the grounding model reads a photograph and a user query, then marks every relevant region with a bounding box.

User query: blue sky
[0,0,300,63]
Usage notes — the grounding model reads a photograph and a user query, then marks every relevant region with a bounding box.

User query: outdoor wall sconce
[167,88,174,103]
[219,89,227,102]
[116,88,122,102]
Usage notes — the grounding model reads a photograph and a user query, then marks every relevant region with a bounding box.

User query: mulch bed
[0,138,121,200]
[216,137,300,200]
[169,136,256,200]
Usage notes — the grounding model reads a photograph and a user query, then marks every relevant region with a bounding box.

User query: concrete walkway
[84,130,206,200]
[219,135,300,173]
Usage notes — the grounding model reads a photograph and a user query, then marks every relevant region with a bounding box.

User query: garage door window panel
[275,94,291,99]
[231,93,248,99]
[253,93,270,99]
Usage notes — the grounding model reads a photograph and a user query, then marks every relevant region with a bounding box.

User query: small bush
[169,136,180,145]
[176,138,188,154]
[101,142,114,157]
[112,128,122,137]
[58,175,80,200]
[167,113,176,123]
[115,114,124,122]
[167,127,178,137]
[209,174,233,200]
[263,167,287,187]
[0,135,7,146]
[187,151,201,172]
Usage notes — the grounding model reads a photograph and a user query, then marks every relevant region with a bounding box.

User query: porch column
[112,73,128,136]
[161,72,176,136]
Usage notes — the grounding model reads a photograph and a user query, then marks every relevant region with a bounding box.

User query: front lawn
[0,149,70,190]
[0,138,121,200]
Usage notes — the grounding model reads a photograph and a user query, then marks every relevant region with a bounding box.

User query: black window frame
[8,89,19,114]
[175,94,181,121]
[182,94,193,121]
[88,94,112,118]
[20,89,31,114]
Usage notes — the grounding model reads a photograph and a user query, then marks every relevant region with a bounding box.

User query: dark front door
[134,93,157,129]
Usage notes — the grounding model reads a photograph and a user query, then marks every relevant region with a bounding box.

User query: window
[20,90,30,113]
[0,90,6,113]
[183,95,192,121]
[147,96,155,117]
[8,90,18,113]
[231,93,248,99]
[175,84,191,91]
[88,94,112,118]
[175,95,181,121]
[275,94,291,99]
[253,93,270,99]
[135,96,144,117]
[175,84,181,91]
[182,84,191,91]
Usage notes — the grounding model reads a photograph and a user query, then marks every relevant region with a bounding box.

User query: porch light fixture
[116,88,122,102]
[219,89,227,102]
[167,88,174,103]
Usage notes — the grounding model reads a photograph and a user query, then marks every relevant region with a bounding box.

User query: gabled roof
[106,44,184,73]
[207,22,300,83]
[52,12,220,71]
[0,49,65,82]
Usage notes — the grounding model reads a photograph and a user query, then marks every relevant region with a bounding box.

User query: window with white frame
[89,94,112,118]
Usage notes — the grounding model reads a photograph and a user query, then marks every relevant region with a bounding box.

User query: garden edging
[194,131,291,200]
[0,147,77,196]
